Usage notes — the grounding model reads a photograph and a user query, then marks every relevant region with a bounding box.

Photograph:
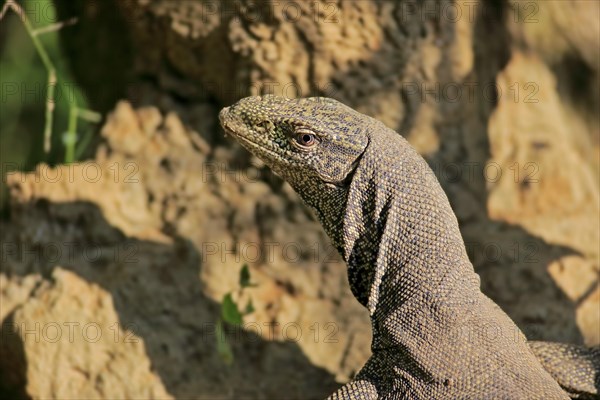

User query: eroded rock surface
[1,104,366,399]
[1,0,598,398]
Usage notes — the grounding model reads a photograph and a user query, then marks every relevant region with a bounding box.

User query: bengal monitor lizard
[219,95,599,399]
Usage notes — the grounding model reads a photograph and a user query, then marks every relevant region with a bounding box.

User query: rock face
[1,0,598,398]
[2,269,172,399]
[1,104,357,399]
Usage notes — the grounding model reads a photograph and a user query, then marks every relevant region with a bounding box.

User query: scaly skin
[219,95,598,399]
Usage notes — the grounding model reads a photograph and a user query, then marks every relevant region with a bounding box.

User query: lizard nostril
[218,107,231,125]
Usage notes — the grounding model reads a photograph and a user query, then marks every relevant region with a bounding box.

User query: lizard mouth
[218,107,233,137]
[230,130,283,159]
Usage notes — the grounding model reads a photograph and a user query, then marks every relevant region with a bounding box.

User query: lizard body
[219,95,599,399]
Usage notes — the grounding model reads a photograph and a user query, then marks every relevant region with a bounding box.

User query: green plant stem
[13,0,57,153]
[65,104,78,163]
[1,0,101,160]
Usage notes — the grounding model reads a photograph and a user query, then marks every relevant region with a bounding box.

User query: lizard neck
[339,129,479,322]
[288,175,349,252]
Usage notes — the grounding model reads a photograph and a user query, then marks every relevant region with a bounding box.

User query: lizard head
[219,95,369,191]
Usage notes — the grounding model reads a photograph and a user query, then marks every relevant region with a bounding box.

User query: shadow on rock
[0,200,340,399]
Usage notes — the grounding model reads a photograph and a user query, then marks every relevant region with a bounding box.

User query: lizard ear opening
[321,159,362,189]
[315,136,369,186]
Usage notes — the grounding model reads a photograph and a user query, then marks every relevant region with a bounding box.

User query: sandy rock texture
[2,104,359,399]
[1,0,598,398]
[2,269,171,399]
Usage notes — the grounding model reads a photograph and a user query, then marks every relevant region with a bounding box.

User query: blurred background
[1,0,598,399]
[0,0,96,211]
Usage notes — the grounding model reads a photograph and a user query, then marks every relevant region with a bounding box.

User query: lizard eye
[295,129,318,147]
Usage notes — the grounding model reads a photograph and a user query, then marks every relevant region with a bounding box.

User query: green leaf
[215,319,234,365]
[239,264,253,288]
[244,299,255,315]
[221,293,243,326]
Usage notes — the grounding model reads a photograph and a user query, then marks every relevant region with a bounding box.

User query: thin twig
[65,103,78,163]
[32,17,78,36]
[1,0,57,153]
[1,0,100,160]
[77,109,102,123]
